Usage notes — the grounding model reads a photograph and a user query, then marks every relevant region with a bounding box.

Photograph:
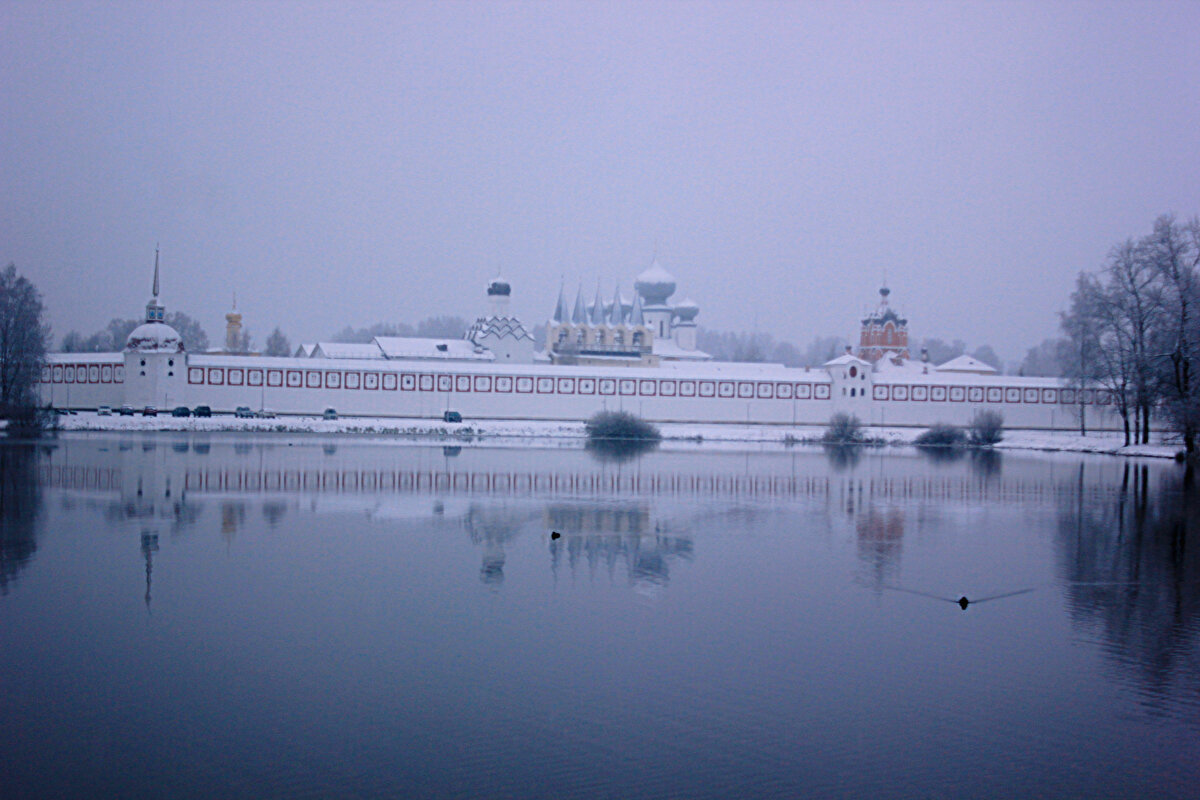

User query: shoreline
[36,412,1184,459]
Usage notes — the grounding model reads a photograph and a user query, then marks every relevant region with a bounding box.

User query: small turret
[225,293,243,352]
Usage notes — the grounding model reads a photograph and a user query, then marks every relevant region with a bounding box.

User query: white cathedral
[290,258,710,367]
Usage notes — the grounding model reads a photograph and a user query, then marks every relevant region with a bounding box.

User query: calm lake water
[1,433,1198,799]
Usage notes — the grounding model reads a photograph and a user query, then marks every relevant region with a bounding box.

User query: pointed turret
[630,292,645,326]
[145,246,165,323]
[589,281,606,325]
[608,284,625,326]
[571,285,587,324]
[551,282,567,324]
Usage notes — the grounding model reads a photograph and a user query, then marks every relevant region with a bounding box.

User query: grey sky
[3,1,1198,362]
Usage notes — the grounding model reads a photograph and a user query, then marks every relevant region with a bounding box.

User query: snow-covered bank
[45,412,1183,459]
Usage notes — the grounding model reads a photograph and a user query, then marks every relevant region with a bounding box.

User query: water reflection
[546,503,693,588]
[855,505,905,587]
[822,443,861,471]
[585,437,660,463]
[1056,462,1200,715]
[6,435,1200,797]
[915,445,1003,477]
[0,444,42,594]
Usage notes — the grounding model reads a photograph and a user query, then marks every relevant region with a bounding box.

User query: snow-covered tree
[264,327,291,357]
[0,263,50,410]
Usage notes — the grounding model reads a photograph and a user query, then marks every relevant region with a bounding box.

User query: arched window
[633,331,643,347]
[613,329,625,347]
[576,329,586,346]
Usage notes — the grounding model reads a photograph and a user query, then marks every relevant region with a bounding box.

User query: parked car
[97,405,112,416]
[117,405,135,416]
[142,406,158,417]
[443,410,463,423]
[171,406,191,417]
[254,409,277,418]
[193,405,212,417]
[234,406,254,418]
[323,408,338,420]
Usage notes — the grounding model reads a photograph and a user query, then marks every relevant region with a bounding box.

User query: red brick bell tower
[858,286,909,363]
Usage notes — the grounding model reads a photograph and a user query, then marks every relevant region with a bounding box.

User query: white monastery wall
[38,351,1125,430]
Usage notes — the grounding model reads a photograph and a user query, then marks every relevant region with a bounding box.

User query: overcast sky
[3,1,1198,362]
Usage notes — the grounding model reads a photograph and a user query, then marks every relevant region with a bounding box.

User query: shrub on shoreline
[915,423,967,447]
[969,410,1004,446]
[822,413,864,445]
[585,410,662,442]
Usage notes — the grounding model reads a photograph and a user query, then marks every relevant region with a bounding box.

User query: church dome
[634,259,676,306]
[487,277,512,297]
[125,322,184,353]
[673,298,700,322]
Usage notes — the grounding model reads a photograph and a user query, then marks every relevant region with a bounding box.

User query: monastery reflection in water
[8,435,1199,708]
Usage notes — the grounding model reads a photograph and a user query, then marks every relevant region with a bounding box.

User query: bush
[969,410,1004,446]
[822,413,864,444]
[585,410,661,442]
[1,404,57,439]
[915,423,967,447]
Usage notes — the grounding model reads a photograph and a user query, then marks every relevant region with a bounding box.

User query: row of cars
[91,405,340,419]
[97,404,213,417]
[83,406,464,422]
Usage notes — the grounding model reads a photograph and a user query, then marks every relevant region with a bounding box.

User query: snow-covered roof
[936,355,998,375]
[125,322,184,353]
[47,352,124,364]
[652,338,711,361]
[310,342,385,360]
[872,356,931,377]
[295,343,316,357]
[823,353,870,368]
[373,336,494,361]
[467,315,533,345]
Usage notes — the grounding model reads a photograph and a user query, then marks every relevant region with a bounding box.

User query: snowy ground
[38,411,1184,459]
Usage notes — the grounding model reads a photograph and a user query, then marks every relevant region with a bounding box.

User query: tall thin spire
[571,285,587,324]
[152,244,160,299]
[608,284,625,326]
[551,280,567,323]
[589,280,605,325]
[630,292,644,326]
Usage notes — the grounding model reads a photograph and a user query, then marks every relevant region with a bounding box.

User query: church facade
[38,255,1125,431]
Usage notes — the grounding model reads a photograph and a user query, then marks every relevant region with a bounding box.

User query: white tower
[672,298,699,351]
[634,257,676,340]
[123,248,187,409]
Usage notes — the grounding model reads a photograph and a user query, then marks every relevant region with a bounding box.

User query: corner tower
[124,248,187,409]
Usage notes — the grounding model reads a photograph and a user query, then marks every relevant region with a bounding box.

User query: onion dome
[673,297,700,323]
[487,276,511,297]
[634,258,676,306]
[126,321,184,353]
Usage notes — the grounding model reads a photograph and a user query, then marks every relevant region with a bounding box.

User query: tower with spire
[225,293,244,353]
[857,285,910,363]
[123,248,186,409]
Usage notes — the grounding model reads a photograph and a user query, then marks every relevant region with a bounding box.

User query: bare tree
[264,327,291,357]
[1146,215,1200,452]
[164,312,210,352]
[0,264,50,410]
[1019,338,1067,377]
[416,315,469,338]
[1060,273,1104,436]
